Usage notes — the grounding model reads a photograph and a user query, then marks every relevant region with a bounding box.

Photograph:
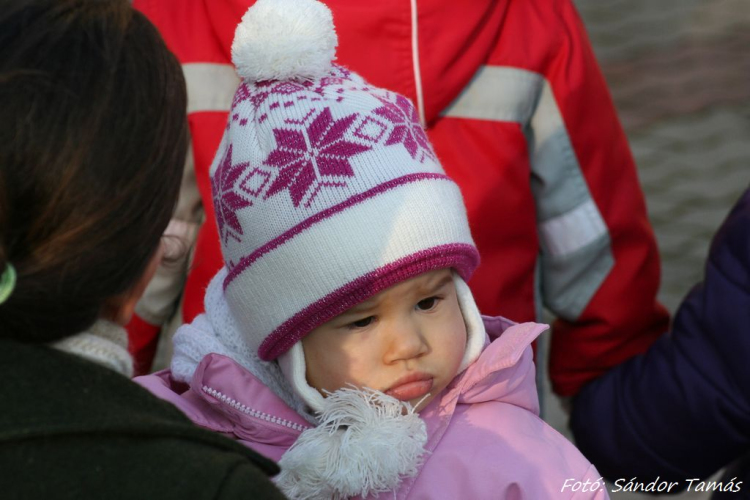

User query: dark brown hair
[0,0,188,342]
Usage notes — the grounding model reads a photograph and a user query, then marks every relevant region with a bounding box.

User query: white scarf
[170,276,314,422]
[51,319,133,377]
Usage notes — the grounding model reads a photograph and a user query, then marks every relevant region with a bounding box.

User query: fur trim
[170,269,318,424]
[277,387,428,499]
[232,0,337,82]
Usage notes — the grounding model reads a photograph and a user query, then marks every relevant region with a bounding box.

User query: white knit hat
[211,0,485,411]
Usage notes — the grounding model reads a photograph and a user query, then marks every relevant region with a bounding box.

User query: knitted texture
[170,269,316,423]
[213,0,479,361]
[51,320,133,377]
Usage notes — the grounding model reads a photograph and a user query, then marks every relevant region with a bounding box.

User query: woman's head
[0,0,187,342]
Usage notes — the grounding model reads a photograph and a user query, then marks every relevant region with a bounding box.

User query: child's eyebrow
[339,300,379,317]
[337,273,453,319]
[417,273,453,295]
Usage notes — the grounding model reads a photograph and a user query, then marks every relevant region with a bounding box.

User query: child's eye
[416,297,440,311]
[349,316,375,328]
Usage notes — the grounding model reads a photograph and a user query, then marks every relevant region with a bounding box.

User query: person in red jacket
[129,0,669,399]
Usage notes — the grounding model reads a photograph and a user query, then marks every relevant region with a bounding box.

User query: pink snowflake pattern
[230,83,253,110]
[232,80,307,116]
[263,107,371,207]
[212,145,254,244]
[301,66,367,99]
[373,94,436,162]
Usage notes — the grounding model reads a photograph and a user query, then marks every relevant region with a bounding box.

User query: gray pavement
[541,1,750,498]
[578,0,750,312]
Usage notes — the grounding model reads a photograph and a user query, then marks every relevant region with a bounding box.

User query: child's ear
[101,244,164,326]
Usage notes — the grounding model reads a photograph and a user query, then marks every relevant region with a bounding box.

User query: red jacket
[131,0,669,396]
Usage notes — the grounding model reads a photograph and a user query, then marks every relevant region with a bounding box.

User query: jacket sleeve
[216,462,287,499]
[570,188,750,484]
[532,0,670,396]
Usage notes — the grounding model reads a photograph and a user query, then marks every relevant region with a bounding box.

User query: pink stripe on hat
[224,172,452,288]
[259,244,479,360]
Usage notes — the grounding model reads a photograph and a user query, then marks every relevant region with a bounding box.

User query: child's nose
[384,319,429,364]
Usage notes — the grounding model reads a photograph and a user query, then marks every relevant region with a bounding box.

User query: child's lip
[385,373,433,401]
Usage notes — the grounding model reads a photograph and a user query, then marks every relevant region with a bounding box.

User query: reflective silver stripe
[442,66,541,123]
[538,199,607,257]
[528,78,609,257]
[442,65,613,319]
[183,63,240,114]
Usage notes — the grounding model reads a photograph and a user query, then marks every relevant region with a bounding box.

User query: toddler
[137,0,608,498]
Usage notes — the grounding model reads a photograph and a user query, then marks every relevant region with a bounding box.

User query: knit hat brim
[224,175,479,361]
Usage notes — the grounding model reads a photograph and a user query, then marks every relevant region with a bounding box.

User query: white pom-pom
[232,0,338,83]
[276,387,428,499]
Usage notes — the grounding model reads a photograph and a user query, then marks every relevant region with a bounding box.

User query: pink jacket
[138,317,608,499]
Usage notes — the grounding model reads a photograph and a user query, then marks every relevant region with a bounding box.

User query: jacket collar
[418,317,546,442]
[191,353,311,447]
[188,316,546,450]
[396,317,546,498]
[456,317,547,409]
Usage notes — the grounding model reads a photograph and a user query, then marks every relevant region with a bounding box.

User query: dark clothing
[571,187,750,497]
[0,339,286,500]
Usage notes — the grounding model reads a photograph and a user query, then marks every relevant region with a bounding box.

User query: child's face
[302,268,467,411]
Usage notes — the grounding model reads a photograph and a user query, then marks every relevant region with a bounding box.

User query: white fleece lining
[454,271,486,373]
[279,272,486,414]
[538,199,607,257]
[280,342,325,413]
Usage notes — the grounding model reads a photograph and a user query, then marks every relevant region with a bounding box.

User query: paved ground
[579,0,750,313]
[542,1,750,498]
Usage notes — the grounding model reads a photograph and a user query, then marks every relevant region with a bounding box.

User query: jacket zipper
[202,385,309,432]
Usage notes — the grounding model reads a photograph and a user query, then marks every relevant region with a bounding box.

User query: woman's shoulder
[0,338,191,428]
[0,339,284,499]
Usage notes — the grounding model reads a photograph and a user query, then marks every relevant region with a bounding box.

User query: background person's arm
[527,0,670,397]
[571,187,750,485]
